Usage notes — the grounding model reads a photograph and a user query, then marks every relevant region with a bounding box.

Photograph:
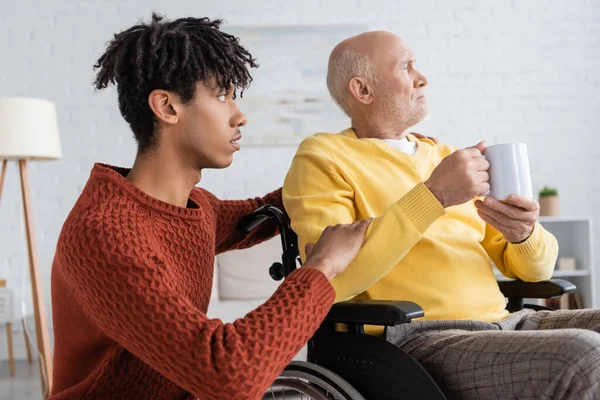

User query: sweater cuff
[288,267,336,307]
[263,188,285,212]
[509,222,543,255]
[396,183,445,233]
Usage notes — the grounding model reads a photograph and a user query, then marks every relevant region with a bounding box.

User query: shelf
[538,217,592,223]
[551,270,590,277]
[495,269,590,281]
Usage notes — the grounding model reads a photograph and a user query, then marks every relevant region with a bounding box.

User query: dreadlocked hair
[93,13,257,152]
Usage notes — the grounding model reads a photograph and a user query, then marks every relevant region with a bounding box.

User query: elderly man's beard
[376,85,430,130]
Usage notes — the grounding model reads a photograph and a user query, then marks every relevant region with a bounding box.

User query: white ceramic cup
[483,143,533,201]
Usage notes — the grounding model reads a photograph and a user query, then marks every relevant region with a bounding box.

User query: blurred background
[0,0,599,397]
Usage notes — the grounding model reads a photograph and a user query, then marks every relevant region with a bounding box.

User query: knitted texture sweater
[50,163,335,400]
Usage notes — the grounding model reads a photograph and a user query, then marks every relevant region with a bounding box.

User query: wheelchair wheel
[263,361,365,400]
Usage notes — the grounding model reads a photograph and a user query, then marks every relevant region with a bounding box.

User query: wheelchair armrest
[324,300,424,326]
[498,279,577,299]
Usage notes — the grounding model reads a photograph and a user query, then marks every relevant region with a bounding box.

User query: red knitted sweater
[50,163,335,400]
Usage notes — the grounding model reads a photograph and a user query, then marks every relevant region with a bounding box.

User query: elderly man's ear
[348,77,373,105]
[411,133,439,144]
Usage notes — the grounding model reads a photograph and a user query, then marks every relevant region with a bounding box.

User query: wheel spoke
[265,361,365,400]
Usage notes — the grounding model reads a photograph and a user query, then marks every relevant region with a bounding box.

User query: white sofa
[207,236,283,322]
[207,235,308,360]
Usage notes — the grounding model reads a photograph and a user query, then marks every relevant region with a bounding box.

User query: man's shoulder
[433,141,457,157]
[58,178,146,248]
[190,186,219,209]
[297,130,456,155]
[295,129,359,156]
[59,197,129,244]
[55,195,155,278]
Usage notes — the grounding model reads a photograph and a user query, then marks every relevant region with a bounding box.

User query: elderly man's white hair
[326,48,378,117]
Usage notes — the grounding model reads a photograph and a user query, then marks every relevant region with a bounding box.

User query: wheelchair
[241,205,577,400]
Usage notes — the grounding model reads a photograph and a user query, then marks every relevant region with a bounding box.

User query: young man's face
[177,79,247,170]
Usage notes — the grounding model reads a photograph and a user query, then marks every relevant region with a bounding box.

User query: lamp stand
[0,159,52,397]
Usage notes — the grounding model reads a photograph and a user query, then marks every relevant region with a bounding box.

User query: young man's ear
[348,77,373,105]
[148,90,180,125]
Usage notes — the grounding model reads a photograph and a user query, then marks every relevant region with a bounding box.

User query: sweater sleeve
[201,188,285,254]
[480,222,558,281]
[283,153,446,303]
[58,219,334,400]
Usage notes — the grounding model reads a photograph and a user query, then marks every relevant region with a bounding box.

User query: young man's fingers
[305,243,315,257]
[353,218,373,231]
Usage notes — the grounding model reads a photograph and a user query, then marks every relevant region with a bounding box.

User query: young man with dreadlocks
[50,14,370,400]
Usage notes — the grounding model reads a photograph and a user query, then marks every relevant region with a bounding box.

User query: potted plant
[538,186,559,217]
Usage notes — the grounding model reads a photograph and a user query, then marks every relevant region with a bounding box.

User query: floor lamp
[0,97,62,398]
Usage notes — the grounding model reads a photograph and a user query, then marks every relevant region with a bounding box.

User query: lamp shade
[0,97,62,160]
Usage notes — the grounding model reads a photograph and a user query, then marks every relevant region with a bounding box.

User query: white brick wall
[0,0,599,360]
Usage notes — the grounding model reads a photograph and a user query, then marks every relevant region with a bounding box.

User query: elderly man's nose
[415,72,428,88]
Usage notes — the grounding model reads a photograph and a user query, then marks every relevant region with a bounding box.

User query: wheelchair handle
[239,204,301,280]
[239,205,273,234]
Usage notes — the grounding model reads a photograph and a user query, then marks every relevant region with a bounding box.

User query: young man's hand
[303,219,373,280]
[475,195,539,243]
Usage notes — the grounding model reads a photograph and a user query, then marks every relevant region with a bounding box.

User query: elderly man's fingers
[477,197,537,224]
[476,208,513,232]
[505,194,540,212]
[477,209,532,243]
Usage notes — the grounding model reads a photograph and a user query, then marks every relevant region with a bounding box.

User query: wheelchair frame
[242,205,577,400]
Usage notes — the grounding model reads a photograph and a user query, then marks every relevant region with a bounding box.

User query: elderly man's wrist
[424,180,445,208]
[510,225,535,244]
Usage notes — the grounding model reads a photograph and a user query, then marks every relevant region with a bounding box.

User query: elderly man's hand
[475,195,539,243]
[425,142,489,208]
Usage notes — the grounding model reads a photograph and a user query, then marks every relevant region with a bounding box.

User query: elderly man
[283,31,600,399]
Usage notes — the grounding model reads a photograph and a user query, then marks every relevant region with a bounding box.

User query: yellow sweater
[283,128,558,324]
